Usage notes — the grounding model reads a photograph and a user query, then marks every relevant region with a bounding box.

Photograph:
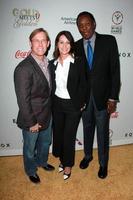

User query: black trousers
[82,93,110,167]
[52,95,81,167]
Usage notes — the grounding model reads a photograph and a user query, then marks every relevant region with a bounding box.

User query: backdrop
[0,0,133,156]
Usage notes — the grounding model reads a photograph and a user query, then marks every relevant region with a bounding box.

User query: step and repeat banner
[0,0,133,156]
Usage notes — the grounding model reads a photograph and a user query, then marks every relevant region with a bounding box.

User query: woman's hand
[80,104,86,111]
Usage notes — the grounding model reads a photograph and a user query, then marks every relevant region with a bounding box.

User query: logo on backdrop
[125,132,133,138]
[0,143,11,149]
[12,8,40,28]
[111,11,123,34]
[61,17,76,25]
[76,138,82,146]
[15,50,31,59]
[119,52,131,58]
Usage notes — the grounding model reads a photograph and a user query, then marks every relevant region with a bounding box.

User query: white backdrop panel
[0,0,133,156]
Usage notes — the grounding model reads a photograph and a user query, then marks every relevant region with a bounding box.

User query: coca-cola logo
[15,50,31,59]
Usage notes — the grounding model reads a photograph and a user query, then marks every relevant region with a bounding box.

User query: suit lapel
[78,39,92,71]
[80,39,87,60]
[92,33,101,69]
[28,54,50,89]
[67,61,75,86]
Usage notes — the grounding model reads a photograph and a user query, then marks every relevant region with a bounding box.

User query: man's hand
[29,123,42,133]
[107,100,117,115]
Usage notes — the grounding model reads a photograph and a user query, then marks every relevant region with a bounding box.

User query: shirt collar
[84,32,96,45]
[54,55,74,66]
[31,53,49,66]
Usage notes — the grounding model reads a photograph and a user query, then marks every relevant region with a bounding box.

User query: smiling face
[57,34,71,58]
[77,15,96,40]
[30,31,50,60]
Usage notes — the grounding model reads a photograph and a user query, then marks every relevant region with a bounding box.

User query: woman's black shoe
[59,164,64,173]
[63,172,71,180]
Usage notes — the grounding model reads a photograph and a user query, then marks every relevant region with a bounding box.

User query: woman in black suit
[50,31,87,180]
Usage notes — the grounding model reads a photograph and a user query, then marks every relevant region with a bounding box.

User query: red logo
[15,50,31,59]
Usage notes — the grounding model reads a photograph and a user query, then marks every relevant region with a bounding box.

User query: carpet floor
[0,144,133,200]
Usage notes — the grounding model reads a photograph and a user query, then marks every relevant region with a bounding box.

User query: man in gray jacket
[14,28,54,184]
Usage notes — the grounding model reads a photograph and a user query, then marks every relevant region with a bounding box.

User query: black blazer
[49,56,87,111]
[75,33,121,110]
[14,54,51,130]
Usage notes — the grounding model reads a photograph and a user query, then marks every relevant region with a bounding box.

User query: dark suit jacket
[75,33,121,110]
[14,54,51,130]
[49,57,87,111]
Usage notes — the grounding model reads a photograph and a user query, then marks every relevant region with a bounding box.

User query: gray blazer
[14,54,51,130]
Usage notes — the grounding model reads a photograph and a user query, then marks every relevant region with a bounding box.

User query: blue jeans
[22,120,52,176]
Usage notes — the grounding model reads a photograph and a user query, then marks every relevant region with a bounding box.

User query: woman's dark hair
[53,30,75,59]
[76,11,96,25]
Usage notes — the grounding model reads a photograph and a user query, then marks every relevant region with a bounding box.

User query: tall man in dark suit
[14,28,55,184]
[75,12,121,178]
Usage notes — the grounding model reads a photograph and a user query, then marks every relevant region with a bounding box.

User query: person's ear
[47,41,50,48]
[29,40,32,49]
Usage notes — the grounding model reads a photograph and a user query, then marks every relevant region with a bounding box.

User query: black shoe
[63,172,71,180]
[98,166,108,179]
[59,164,64,173]
[42,164,55,171]
[79,157,93,169]
[29,173,40,184]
